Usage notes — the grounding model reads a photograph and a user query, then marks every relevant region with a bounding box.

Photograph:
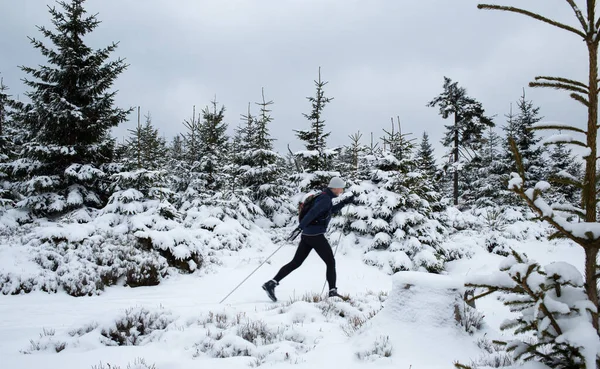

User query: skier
[262,177,355,302]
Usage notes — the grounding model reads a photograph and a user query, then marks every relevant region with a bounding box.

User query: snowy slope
[0,223,585,369]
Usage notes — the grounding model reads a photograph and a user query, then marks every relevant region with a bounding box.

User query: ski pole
[220,243,286,304]
[321,205,350,295]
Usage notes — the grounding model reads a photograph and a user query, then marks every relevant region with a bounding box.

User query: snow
[0,205,596,369]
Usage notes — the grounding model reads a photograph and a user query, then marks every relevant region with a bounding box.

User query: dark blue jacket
[299,187,347,236]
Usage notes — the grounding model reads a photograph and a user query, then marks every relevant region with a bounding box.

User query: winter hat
[328,177,346,189]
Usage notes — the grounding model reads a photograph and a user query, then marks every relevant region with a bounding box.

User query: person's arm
[298,196,330,229]
[331,194,354,214]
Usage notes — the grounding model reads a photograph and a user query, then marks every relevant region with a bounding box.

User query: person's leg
[272,236,312,283]
[311,235,336,290]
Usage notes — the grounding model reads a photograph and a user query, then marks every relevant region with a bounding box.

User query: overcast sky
[0,0,589,161]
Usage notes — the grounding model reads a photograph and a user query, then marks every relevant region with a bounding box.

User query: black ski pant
[273,234,336,290]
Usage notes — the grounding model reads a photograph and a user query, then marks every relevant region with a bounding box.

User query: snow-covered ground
[0,223,584,369]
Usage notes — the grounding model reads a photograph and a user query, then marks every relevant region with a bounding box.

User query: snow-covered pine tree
[244,90,291,221]
[381,117,417,173]
[165,134,187,194]
[415,132,437,183]
[510,91,547,187]
[333,123,448,274]
[427,77,494,206]
[546,142,581,207]
[123,110,167,171]
[10,0,131,217]
[464,127,505,207]
[0,76,16,207]
[465,2,600,368]
[197,99,229,192]
[294,67,337,181]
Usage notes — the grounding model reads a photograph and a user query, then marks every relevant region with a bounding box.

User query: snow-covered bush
[466,251,598,369]
[454,296,485,335]
[356,335,393,361]
[20,328,67,354]
[104,169,203,273]
[91,358,157,369]
[100,306,174,346]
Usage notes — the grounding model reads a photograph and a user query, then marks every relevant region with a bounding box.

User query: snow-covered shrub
[104,169,203,273]
[466,251,598,369]
[20,328,67,354]
[356,335,392,361]
[100,306,174,346]
[91,358,157,369]
[24,223,168,296]
[454,296,485,335]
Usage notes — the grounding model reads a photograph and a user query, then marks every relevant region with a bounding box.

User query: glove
[287,227,302,242]
[343,194,356,205]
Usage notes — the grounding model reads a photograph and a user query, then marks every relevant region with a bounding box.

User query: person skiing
[262,176,355,302]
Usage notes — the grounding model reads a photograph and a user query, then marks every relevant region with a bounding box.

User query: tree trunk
[585,36,599,332]
[454,112,459,205]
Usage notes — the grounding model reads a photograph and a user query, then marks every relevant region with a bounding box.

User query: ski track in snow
[0,229,585,369]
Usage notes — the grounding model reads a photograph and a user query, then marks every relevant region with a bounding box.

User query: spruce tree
[512,91,547,186]
[124,110,167,170]
[427,77,494,205]
[415,132,437,182]
[468,127,505,207]
[11,0,131,216]
[0,76,15,206]
[197,98,229,191]
[295,67,334,172]
[546,142,581,206]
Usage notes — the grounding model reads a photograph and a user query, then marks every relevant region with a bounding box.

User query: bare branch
[534,75,589,90]
[529,81,589,95]
[478,4,586,38]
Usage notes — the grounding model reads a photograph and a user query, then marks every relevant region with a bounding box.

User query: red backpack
[298,192,325,222]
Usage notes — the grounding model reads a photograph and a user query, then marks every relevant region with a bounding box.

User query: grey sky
[0,0,589,162]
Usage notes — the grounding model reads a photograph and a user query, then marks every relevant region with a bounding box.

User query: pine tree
[11,0,131,216]
[381,117,416,173]
[415,132,437,182]
[546,142,581,206]
[512,91,546,186]
[427,77,494,205]
[0,76,16,206]
[468,127,505,207]
[123,110,166,171]
[295,67,334,173]
[197,98,229,191]
[181,106,200,168]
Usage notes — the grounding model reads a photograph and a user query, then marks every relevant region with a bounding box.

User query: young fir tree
[510,91,547,187]
[181,106,200,168]
[333,124,447,275]
[414,131,438,184]
[197,98,229,191]
[10,0,131,216]
[123,110,167,171]
[0,76,16,206]
[462,2,600,368]
[427,77,494,205]
[294,67,334,173]
[468,126,505,207]
[546,142,581,206]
